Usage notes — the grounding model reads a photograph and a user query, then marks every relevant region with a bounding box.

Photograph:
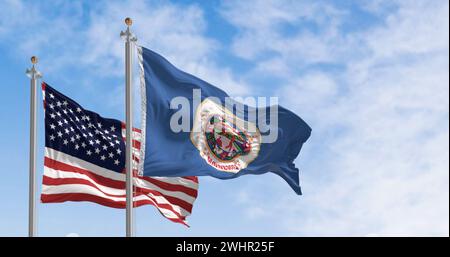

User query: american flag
[40,82,198,226]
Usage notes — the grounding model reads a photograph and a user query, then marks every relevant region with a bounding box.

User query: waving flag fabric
[40,82,198,226]
[138,46,311,194]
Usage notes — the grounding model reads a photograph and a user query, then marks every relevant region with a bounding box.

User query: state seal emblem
[191,99,261,173]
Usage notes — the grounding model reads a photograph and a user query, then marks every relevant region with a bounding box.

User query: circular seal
[190,99,261,173]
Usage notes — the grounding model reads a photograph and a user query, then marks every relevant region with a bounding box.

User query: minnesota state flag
[137,46,311,194]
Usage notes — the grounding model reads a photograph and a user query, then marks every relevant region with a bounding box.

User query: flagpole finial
[120,18,137,42]
[26,56,42,79]
[125,17,132,26]
[31,56,38,64]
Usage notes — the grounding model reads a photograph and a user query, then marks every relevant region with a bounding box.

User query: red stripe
[133,140,141,149]
[41,193,188,227]
[123,139,141,149]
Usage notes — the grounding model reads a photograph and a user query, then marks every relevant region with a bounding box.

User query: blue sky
[0,0,448,236]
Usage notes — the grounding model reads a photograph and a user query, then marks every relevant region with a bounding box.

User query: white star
[86,116,90,121]
[63,119,68,124]
[81,116,87,121]
[50,124,56,130]
[115,140,120,145]
[81,125,86,130]
[56,101,62,107]
[69,108,73,113]
[89,140,94,145]
[116,149,122,154]
[81,142,86,148]
[49,103,54,109]
[75,117,80,122]
[49,93,54,98]
[104,130,109,134]
[50,113,56,119]
[100,155,106,161]
[109,152,114,158]
[94,129,101,134]
[75,144,80,150]
[76,107,82,113]
[88,132,93,137]
[102,145,108,150]
[57,121,63,127]
[49,135,55,141]
[114,159,120,165]
[56,112,61,117]
[110,126,116,132]
[75,134,81,140]
[97,123,103,128]
[70,127,75,132]
[63,139,68,145]
[95,139,100,144]
[64,128,70,134]
[95,148,100,154]
[62,109,68,114]
[63,100,68,106]
[86,150,92,156]
[87,122,93,128]
[109,142,115,147]
[70,136,75,142]
[57,131,63,137]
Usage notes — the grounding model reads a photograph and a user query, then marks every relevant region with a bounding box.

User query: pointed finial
[125,17,132,26]
[31,56,38,65]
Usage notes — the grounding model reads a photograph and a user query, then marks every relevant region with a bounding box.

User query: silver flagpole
[121,17,137,237]
[26,56,41,237]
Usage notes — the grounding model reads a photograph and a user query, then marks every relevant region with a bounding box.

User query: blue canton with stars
[43,82,126,173]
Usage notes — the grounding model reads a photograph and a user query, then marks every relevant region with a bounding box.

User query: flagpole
[121,17,137,237]
[26,56,41,237]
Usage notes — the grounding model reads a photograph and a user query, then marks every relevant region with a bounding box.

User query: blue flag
[138,46,311,194]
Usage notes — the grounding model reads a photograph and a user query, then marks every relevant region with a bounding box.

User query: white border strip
[136,46,147,176]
